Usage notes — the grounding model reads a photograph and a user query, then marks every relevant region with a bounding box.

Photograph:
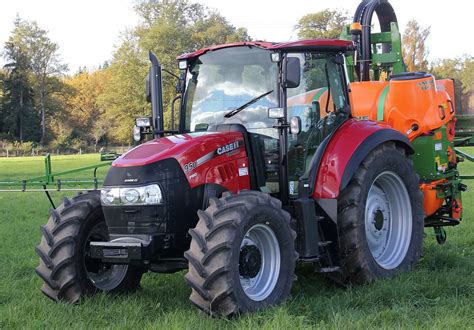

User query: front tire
[185,190,297,316]
[35,191,143,302]
[337,142,424,283]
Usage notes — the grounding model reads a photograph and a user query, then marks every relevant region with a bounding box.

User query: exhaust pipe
[149,51,164,137]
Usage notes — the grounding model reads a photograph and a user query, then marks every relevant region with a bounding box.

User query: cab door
[285,52,351,197]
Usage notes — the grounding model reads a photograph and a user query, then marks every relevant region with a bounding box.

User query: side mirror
[311,100,321,124]
[290,116,301,135]
[285,57,301,88]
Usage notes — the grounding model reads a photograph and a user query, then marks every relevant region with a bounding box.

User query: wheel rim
[84,223,128,291]
[365,171,412,270]
[239,223,281,301]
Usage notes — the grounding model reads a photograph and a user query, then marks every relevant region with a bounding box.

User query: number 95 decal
[183,161,197,172]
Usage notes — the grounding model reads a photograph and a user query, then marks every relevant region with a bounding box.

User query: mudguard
[311,119,413,199]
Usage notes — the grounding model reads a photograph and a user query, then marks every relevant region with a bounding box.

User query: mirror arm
[162,68,180,80]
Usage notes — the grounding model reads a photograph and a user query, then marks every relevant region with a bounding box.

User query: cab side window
[286,53,349,195]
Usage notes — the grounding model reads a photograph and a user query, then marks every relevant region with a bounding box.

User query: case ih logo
[216,141,242,155]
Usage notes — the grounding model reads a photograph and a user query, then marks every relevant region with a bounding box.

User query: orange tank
[350,73,455,141]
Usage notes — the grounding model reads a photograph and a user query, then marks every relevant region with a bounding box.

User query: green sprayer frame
[0,153,118,208]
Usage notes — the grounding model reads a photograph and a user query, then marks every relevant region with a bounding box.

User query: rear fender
[310,119,413,199]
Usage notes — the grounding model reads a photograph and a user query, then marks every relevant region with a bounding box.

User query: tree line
[0,1,472,151]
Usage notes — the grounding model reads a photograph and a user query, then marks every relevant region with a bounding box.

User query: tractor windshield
[183,46,279,137]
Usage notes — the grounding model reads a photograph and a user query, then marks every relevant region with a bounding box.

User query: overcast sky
[0,0,472,73]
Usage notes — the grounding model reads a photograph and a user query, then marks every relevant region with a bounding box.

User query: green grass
[0,151,473,329]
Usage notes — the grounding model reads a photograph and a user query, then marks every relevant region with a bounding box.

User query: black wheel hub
[373,209,384,231]
[239,244,262,278]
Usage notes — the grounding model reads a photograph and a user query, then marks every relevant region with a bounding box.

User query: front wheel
[35,191,144,302]
[185,190,297,316]
[337,142,424,283]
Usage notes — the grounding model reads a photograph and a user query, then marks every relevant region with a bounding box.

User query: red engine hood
[113,132,245,168]
[112,132,250,190]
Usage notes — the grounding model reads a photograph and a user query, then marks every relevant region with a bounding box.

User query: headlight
[101,184,163,206]
[100,187,120,205]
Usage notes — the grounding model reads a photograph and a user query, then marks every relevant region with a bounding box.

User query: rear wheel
[35,191,143,302]
[337,142,424,283]
[185,190,297,316]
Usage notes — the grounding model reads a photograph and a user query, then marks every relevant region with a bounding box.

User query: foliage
[2,16,67,145]
[62,69,112,145]
[402,20,430,72]
[1,63,39,142]
[98,32,149,143]
[2,19,39,142]
[431,55,474,114]
[1,3,472,148]
[99,0,250,143]
[295,9,350,40]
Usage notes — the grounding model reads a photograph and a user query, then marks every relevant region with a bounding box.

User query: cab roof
[177,40,355,60]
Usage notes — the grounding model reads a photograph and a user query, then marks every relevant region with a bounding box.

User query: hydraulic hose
[352,0,398,81]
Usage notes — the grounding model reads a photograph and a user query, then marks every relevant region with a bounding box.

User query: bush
[50,134,70,150]
[0,140,40,156]
[71,138,88,152]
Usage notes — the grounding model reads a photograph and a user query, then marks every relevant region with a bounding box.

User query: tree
[431,55,474,114]
[191,10,251,49]
[402,20,430,72]
[1,65,39,142]
[295,9,349,40]
[62,69,112,145]
[100,0,251,143]
[99,32,149,143]
[2,17,39,142]
[5,16,67,144]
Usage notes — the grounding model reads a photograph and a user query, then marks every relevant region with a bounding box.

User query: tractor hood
[110,131,248,188]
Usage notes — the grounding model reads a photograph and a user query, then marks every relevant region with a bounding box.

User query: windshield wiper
[224,90,273,118]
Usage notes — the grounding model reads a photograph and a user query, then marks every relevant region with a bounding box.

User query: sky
[0,0,472,73]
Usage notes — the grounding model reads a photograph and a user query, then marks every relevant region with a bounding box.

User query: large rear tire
[337,142,424,283]
[35,191,143,302]
[185,190,297,316]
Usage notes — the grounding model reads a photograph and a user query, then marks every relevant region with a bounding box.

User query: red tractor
[36,0,466,316]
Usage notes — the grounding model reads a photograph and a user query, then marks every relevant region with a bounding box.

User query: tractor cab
[136,40,355,204]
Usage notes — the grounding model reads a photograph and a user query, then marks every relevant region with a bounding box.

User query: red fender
[312,119,412,199]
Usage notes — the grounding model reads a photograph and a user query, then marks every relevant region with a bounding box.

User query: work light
[178,60,187,70]
[135,117,152,128]
[271,53,281,62]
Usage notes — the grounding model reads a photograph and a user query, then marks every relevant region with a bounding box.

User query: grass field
[0,152,473,329]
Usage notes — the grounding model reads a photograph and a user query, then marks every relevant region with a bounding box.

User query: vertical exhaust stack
[149,51,164,137]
